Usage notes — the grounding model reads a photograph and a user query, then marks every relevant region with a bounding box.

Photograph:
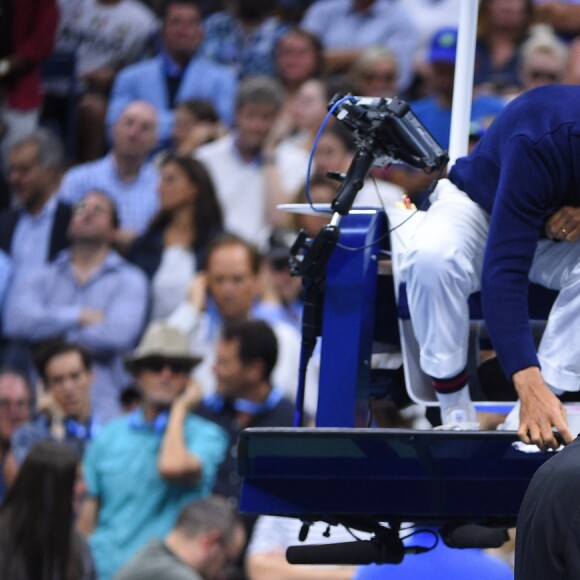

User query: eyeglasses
[528,69,560,82]
[139,358,192,375]
[0,398,30,412]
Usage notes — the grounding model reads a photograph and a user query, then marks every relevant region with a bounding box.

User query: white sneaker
[435,404,480,431]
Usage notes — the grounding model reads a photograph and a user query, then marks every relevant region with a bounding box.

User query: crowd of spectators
[0,0,579,577]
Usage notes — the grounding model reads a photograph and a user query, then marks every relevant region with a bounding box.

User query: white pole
[448,0,479,167]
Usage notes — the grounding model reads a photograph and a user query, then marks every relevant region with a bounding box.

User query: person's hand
[262,112,294,156]
[514,367,573,449]
[177,121,227,155]
[187,273,207,311]
[174,380,203,411]
[79,308,104,326]
[544,206,580,241]
[112,228,137,253]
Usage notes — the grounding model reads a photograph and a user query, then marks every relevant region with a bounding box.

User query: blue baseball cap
[429,28,458,64]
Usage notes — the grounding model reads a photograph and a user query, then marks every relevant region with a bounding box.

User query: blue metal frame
[316,209,388,427]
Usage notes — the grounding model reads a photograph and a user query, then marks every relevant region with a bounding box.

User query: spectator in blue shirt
[3,190,149,422]
[107,0,238,149]
[77,321,228,580]
[58,100,161,250]
[4,340,98,487]
[200,0,288,78]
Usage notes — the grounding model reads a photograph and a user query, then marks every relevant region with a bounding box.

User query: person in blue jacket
[402,84,580,449]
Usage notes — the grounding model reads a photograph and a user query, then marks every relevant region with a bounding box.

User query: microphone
[286,539,404,565]
[331,148,375,215]
[440,524,509,549]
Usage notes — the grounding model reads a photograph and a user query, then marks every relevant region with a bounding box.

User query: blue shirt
[354,528,513,579]
[200,12,287,78]
[58,154,159,234]
[0,249,11,310]
[11,195,58,270]
[3,250,149,422]
[11,413,99,464]
[448,85,580,377]
[410,94,506,150]
[106,53,237,147]
[301,0,418,91]
[83,409,227,580]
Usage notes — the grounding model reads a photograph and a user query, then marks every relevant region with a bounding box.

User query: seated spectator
[0,0,58,173]
[200,0,288,78]
[0,129,71,280]
[348,46,400,99]
[43,0,159,163]
[285,77,333,153]
[0,370,32,501]
[116,496,245,580]
[127,154,223,320]
[58,100,160,249]
[0,440,95,579]
[412,28,506,151]
[259,228,304,333]
[196,320,298,568]
[167,99,226,157]
[474,0,534,96]
[517,24,568,94]
[77,321,228,580]
[3,190,149,422]
[107,0,238,149]
[4,340,97,487]
[300,0,418,92]
[290,173,338,237]
[274,26,324,113]
[167,233,308,412]
[196,75,310,245]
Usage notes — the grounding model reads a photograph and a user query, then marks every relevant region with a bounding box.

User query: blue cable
[305,95,357,213]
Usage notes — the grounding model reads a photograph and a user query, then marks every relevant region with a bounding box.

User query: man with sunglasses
[78,321,228,580]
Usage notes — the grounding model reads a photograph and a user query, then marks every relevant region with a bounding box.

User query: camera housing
[329,94,449,172]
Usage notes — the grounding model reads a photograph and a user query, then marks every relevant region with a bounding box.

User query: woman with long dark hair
[128,154,224,320]
[0,439,94,579]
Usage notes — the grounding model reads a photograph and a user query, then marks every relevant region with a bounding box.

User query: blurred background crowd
[0,0,576,578]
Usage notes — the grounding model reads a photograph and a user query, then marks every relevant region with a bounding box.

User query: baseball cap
[429,28,458,64]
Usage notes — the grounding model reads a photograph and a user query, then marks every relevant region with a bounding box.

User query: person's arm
[514,367,572,449]
[66,267,148,356]
[2,451,18,489]
[157,383,204,484]
[480,136,569,447]
[77,496,100,536]
[246,552,355,580]
[166,273,207,335]
[2,270,81,341]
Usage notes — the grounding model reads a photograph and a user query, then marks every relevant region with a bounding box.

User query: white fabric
[406,0,462,64]
[247,515,373,556]
[196,134,309,247]
[54,0,158,84]
[150,245,196,320]
[401,178,580,392]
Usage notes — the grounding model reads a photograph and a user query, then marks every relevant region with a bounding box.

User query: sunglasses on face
[139,358,192,375]
[528,69,560,82]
